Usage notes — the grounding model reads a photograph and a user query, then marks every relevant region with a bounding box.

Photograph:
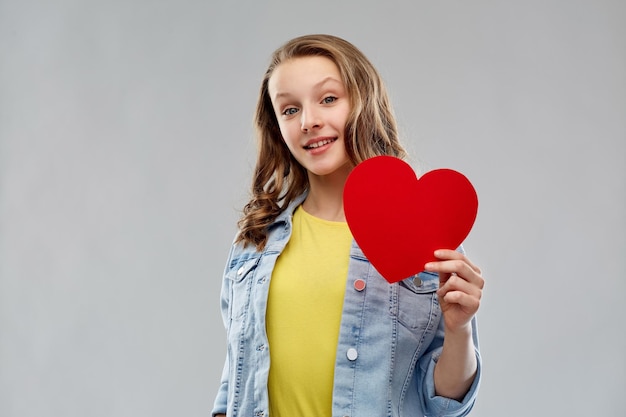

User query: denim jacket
[212,194,481,417]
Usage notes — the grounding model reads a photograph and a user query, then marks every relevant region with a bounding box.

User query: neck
[302,164,352,222]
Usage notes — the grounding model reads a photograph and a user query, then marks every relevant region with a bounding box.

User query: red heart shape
[343,156,478,283]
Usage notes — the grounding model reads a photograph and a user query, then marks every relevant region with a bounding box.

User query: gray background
[1,1,624,416]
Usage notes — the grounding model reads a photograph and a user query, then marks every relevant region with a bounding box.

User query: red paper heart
[343,156,478,283]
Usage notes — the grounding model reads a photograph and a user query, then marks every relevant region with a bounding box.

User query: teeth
[306,138,335,149]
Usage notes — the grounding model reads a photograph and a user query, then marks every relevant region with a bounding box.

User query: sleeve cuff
[211,381,228,416]
[420,348,482,417]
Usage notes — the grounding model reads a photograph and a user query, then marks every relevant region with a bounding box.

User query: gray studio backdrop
[1,1,624,416]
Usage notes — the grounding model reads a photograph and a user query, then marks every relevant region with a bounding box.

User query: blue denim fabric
[212,194,481,417]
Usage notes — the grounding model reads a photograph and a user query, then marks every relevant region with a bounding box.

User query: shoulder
[225,193,306,271]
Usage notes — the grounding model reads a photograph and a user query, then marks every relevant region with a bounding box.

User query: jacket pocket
[395,271,439,330]
[226,255,260,321]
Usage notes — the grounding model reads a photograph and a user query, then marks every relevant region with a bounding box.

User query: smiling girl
[212,34,484,417]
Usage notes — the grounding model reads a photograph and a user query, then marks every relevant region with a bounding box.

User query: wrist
[445,322,472,339]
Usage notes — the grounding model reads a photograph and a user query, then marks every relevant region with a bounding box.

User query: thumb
[438,271,452,288]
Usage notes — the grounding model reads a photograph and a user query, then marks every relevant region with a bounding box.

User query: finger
[439,290,482,314]
[437,271,452,287]
[438,274,482,300]
[438,273,483,299]
[440,290,481,312]
[433,249,482,275]
[426,260,484,289]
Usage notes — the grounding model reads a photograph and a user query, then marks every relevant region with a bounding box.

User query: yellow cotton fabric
[266,205,353,417]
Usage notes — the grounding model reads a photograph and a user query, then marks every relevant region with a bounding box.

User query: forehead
[268,56,343,97]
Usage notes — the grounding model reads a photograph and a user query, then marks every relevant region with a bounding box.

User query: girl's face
[268,56,351,181]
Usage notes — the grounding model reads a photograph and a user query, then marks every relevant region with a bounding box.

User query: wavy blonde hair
[237,34,407,250]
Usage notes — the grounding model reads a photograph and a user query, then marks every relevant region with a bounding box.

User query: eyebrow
[272,76,343,101]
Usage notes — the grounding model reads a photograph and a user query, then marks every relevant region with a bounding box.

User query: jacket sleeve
[211,354,229,416]
[417,315,482,417]
[211,243,236,416]
[416,244,482,416]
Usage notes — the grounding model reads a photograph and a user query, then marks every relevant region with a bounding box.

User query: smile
[304,137,337,149]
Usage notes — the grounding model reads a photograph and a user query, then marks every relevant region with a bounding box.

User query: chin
[308,164,351,178]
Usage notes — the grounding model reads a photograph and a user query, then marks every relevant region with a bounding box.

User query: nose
[300,106,322,132]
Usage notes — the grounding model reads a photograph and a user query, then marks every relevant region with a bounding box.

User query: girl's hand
[425,249,484,333]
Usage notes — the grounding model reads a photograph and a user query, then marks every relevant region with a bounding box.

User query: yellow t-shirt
[266,205,353,417]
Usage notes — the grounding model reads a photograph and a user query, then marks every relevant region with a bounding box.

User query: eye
[322,96,337,104]
[282,107,299,116]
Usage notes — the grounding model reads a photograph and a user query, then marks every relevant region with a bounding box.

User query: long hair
[237,34,407,250]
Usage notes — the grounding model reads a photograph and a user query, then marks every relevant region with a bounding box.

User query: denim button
[237,266,245,276]
[346,348,358,361]
[354,279,366,291]
[413,276,422,287]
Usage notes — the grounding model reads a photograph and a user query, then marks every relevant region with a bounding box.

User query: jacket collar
[274,192,308,225]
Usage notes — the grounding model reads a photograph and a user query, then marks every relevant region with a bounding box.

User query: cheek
[334,107,351,131]
[278,122,298,144]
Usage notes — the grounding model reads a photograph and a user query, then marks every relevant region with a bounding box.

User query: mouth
[303,137,337,150]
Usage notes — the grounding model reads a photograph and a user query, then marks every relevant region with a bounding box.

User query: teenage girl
[212,34,484,417]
